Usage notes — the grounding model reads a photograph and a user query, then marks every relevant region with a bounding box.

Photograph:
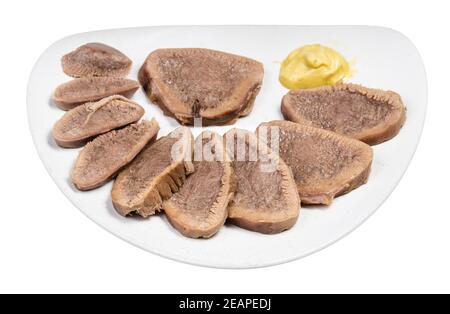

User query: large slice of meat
[281,84,406,145]
[111,127,194,218]
[53,77,140,110]
[53,95,144,148]
[138,48,264,126]
[224,129,300,234]
[71,119,159,191]
[163,131,234,238]
[61,43,132,78]
[257,120,373,205]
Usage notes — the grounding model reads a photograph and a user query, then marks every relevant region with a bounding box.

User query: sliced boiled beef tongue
[163,131,234,238]
[257,120,373,205]
[138,48,264,126]
[224,128,300,234]
[71,119,159,191]
[111,127,194,218]
[53,77,140,110]
[61,43,132,78]
[281,83,406,145]
[52,95,145,148]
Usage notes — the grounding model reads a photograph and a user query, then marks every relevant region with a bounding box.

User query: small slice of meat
[53,77,140,110]
[224,129,300,234]
[112,127,194,218]
[71,119,159,191]
[163,131,234,238]
[52,95,144,148]
[62,43,132,78]
[257,120,373,205]
[281,83,406,145]
[139,48,264,126]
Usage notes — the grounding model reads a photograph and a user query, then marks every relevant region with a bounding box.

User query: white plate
[27,26,427,268]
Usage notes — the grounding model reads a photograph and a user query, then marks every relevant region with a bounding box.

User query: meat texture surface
[53,95,144,148]
[163,131,234,238]
[224,129,300,234]
[139,48,264,126]
[112,127,194,218]
[257,120,373,205]
[71,119,159,191]
[61,43,132,78]
[53,77,139,110]
[281,84,406,145]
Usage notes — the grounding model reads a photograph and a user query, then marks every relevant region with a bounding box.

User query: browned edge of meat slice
[138,48,264,126]
[223,128,300,234]
[257,120,373,205]
[111,127,194,218]
[71,119,159,191]
[52,95,144,148]
[53,77,140,110]
[281,83,406,145]
[163,131,234,238]
[61,43,132,78]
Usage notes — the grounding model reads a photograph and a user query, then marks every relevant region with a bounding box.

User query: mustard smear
[279,44,351,89]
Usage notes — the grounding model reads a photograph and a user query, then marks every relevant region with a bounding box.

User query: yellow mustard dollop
[279,44,351,89]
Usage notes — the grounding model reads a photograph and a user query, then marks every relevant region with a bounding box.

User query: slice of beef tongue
[257,120,373,205]
[71,119,159,191]
[53,77,140,110]
[139,48,264,126]
[163,131,234,238]
[224,129,300,234]
[111,127,194,218]
[53,95,144,148]
[61,43,132,78]
[281,83,406,145]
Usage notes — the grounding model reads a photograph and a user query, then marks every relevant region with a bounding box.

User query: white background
[0,0,448,293]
